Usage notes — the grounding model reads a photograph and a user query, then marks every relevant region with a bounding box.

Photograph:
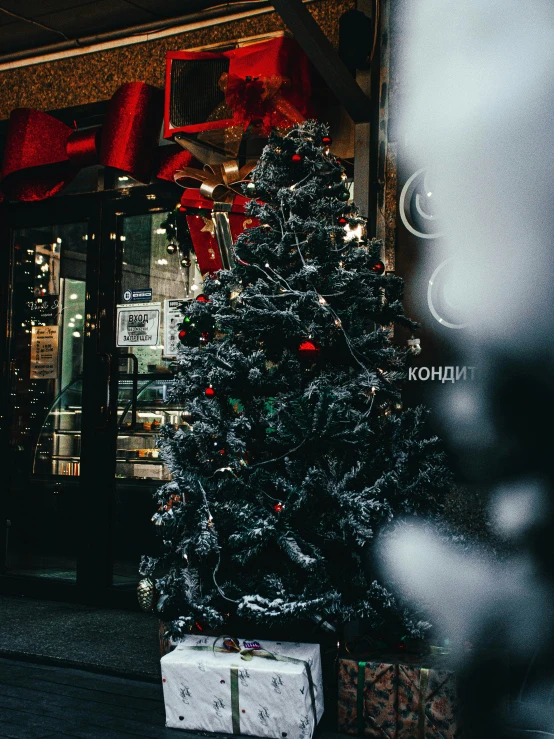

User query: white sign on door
[116,303,160,347]
[163,299,184,358]
[30,325,59,379]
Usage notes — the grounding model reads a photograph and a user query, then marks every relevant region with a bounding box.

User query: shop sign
[122,288,153,303]
[116,303,160,347]
[163,299,184,358]
[31,294,59,326]
[30,325,59,379]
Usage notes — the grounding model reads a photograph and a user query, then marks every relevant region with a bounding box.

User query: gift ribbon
[418,668,430,739]
[173,160,255,204]
[0,82,167,202]
[230,665,240,735]
[357,661,366,736]
[181,636,318,734]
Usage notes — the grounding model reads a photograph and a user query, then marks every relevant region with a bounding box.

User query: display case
[33,377,184,481]
[116,377,181,481]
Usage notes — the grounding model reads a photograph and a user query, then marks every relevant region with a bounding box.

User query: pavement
[0,595,160,681]
[0,595,347,739]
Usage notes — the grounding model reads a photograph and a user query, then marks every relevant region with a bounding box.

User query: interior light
[56,237,62,244]
[119,176,129,181]
[69,293,78,300]
[75,314,82,319]
[72,331,81,338]
[344,223,364,242]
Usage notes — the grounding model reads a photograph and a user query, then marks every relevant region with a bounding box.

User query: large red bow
[0,82,165,202]
[222,72,304,134]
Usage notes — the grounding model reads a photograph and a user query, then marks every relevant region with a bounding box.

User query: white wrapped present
[161,635,324,738]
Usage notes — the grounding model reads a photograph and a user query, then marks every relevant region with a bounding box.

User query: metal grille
[169,58,230,129]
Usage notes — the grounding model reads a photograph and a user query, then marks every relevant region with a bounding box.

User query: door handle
[95,352,112,430]
[118,352,139,429]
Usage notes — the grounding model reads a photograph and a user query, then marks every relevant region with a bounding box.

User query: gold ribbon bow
[174,161,255,204]
[215,636,267,661]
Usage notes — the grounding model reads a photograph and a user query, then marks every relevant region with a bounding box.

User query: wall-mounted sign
[164,299,184,358]
[30,325,59,379]
[122,288,153,303]
[31,294,59,326]
[116,303,160,347]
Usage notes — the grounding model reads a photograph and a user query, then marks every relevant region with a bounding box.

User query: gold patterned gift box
[337,655,397,738]
[396,655,462,739]
[337,653,463,739]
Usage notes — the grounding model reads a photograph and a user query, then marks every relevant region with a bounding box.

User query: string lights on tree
[140,121,450,641]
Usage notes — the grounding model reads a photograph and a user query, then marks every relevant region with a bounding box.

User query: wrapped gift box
[181,189,258,274]
[337,652,463,739]
[337,655,397,738]
[164,36,312,147]
[397,655,462,739]
[161,635,324,738]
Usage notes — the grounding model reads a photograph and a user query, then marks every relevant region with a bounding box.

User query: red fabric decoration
[180,189,259,275]
[205,387,215,397]
[164,37,312,139]
[0,82,163,202]
[156,145,198,183]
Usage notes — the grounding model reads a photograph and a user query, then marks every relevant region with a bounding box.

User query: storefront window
[6,222,88,580]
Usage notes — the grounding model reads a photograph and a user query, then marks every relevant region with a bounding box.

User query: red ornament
[195,621,204,632]
[298,340,320,359]
[291,153,303,163]
[178,329,187,342]
[322,135,332,146]
[371,261,386,275]
[179,206,187,213]
[338,217,348,225]
[196,294,209,303]
[205,386,215,397]
[274,502,284,512]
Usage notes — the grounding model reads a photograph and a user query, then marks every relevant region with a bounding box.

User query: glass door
[3,215,89,582]
[0,183,199,605]
[111,207,202,586]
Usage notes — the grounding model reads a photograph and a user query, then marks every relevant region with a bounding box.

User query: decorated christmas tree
[140,121,450,642]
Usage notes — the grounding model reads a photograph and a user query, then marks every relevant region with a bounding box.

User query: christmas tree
[141,121,450,641]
